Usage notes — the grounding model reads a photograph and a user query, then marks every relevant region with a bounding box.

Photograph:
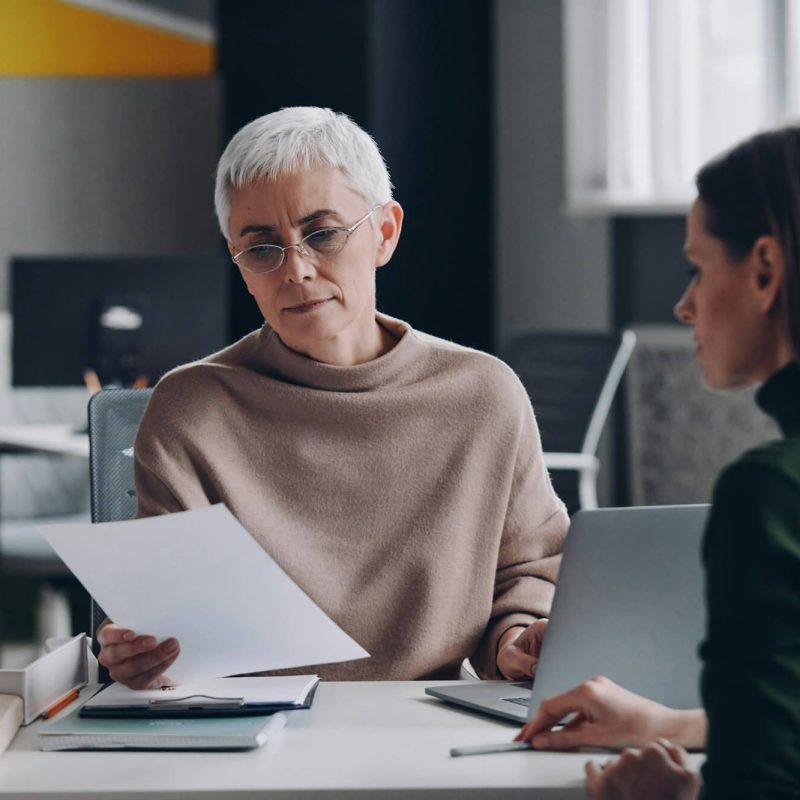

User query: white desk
[0,425,89,460]
[0,681,704,799]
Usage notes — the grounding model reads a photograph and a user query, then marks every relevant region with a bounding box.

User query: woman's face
[674,199,785,390]
[226,166,402,364]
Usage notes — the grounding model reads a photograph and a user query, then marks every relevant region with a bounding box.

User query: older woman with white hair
[96,107,568,687]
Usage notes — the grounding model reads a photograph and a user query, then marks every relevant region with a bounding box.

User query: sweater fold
[134,314,568,680]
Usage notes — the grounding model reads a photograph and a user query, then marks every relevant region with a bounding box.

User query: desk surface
[0,680,703,799]
[0,424,89,459]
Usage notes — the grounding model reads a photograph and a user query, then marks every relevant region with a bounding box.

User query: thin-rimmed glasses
[231,204,381,275]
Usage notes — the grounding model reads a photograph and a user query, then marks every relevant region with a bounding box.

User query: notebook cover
[39,705,287,750]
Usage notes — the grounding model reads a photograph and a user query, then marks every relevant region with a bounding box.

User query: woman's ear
[751,235,785,314]
[375,202,404,268]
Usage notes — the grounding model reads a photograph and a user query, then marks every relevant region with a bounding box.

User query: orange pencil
[42,689,80,719]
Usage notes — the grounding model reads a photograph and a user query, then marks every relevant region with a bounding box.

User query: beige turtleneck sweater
[134,314,568,680]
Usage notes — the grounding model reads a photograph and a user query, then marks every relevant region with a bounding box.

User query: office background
[0,0,782,656]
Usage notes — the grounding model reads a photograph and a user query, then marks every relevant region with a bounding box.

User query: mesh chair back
[626,325,777,505]
[88,388,153,653]
[502,331,630,512]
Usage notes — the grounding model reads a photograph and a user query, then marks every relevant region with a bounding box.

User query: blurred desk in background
[0,425,90,656]
[0,425,89,460]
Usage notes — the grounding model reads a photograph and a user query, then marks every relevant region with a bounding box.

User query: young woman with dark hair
[517,126,800,800]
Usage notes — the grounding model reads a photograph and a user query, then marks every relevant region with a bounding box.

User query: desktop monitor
[10,255,231,387]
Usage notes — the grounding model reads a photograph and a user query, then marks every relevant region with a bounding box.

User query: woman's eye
[307,228,338,243]
[685,266,699,280]
[251,245,279,259]
[305,228,346,253]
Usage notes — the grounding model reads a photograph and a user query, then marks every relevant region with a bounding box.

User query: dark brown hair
[696,127,800,361]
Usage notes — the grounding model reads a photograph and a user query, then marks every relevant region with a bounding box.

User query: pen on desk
[42,688,80,719]
[450,741,533,757]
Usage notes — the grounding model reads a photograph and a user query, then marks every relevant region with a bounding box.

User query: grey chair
[87,388,153,657]
[502,330,636,513]
[625,325,778,506]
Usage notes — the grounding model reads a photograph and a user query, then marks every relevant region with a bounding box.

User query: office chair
[87,388,153,660]
[502,329,636,512]
[625,325,777,505]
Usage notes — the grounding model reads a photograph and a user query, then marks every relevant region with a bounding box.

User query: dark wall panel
[217,0,493,350]
[371,0,493,352]
[613,216,689,327]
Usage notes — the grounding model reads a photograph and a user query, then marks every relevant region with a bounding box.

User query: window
[565,0,797,213]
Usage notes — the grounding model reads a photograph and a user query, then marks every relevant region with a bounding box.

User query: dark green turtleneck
[701,361,800,799]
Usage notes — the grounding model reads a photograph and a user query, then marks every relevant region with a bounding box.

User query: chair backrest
[502,330,636,511]
[626,325,778,505]
[87,388,153,652]
[89,388,153,525]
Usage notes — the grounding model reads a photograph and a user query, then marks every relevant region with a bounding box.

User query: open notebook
[80,675,319,718]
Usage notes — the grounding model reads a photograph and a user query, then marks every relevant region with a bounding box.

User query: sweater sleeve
[134,452,183,518]
[471,400,569,678]
[700,460,800,800]
[132,379,207,518]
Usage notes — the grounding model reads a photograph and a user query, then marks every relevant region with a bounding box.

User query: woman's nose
[673,288,694,324]
[283,244,316,282]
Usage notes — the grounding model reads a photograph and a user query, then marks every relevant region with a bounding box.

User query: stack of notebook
[38,675,318,751]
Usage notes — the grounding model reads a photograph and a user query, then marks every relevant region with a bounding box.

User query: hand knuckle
[584,681,602,700]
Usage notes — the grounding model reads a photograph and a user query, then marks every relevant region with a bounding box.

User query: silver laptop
[426,504,709,723]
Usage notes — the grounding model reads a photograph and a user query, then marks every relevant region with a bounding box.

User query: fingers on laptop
[498,621,548,679]
[515,683,587,745]
[516,677,673,752]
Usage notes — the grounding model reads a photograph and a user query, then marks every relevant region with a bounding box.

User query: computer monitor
[10,255,231,387]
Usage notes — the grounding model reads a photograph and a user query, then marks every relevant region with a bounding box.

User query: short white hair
[214,106,394,239]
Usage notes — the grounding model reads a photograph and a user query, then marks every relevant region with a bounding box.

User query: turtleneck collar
[254,313,424,392]
[756,360,800,438]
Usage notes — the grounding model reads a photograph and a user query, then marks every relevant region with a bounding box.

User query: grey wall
[0,78,221,311]
[613,217,689,326]
[494,0,611,345]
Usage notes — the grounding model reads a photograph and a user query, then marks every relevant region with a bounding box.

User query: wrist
[495,625,528,678]
[658,708,708,750]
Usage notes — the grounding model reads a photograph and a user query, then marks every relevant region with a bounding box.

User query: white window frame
[564,0,795,215]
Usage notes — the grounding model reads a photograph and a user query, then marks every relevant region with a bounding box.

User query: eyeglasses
[231,204,381,275]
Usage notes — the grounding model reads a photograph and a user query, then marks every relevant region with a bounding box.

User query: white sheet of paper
[38,505,369,683]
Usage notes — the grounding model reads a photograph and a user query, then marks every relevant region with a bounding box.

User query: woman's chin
[701,365,758,393]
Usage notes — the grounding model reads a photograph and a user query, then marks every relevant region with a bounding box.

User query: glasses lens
[239,245,283,274]
[304,228,348,256]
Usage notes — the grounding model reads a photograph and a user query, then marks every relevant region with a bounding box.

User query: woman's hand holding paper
[97,623,180,689]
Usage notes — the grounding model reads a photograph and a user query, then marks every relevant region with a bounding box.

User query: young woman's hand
[585,739,701,800]
[515,675,706,750]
